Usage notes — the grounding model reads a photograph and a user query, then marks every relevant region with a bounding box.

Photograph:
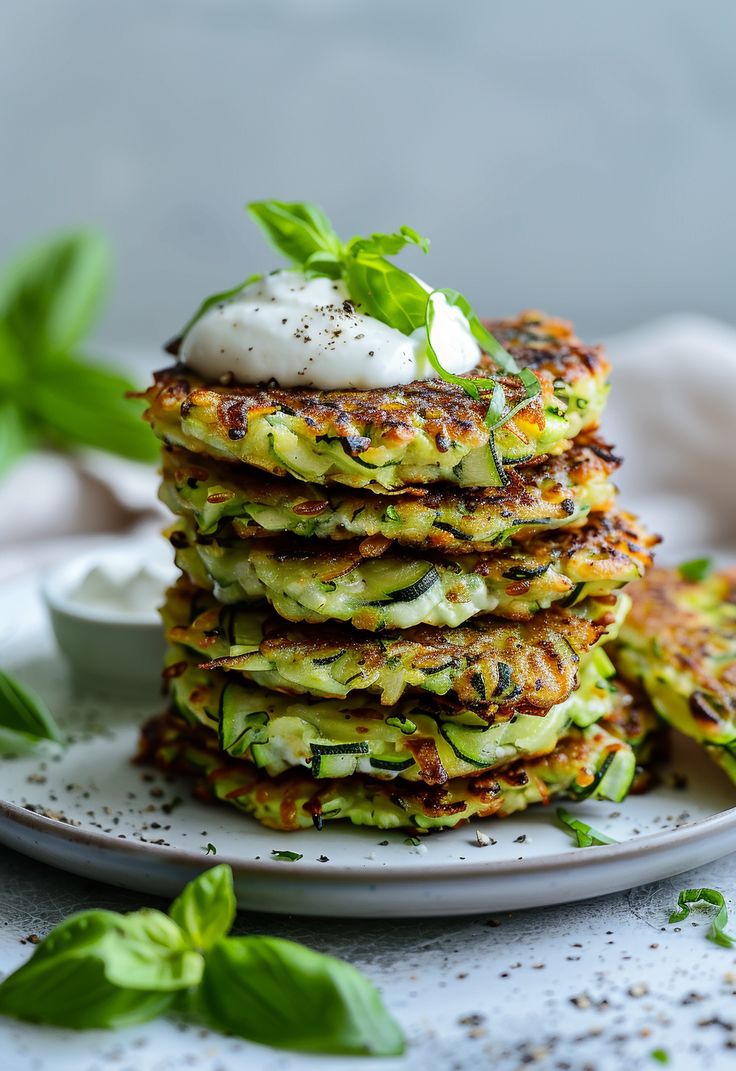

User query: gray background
[1,0,734,355]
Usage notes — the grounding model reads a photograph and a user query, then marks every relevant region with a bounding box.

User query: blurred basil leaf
[169,865,236,952]
[0,229,157,477]
[32,355,159,463]
[197,936,405,1056]
[0,669,62,753]
[0,232,109,355]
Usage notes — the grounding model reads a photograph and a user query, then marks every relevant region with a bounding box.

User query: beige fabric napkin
[603,315,736,563]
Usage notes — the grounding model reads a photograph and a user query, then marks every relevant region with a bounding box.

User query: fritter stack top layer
[143,312,610,491]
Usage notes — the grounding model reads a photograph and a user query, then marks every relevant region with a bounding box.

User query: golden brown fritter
[612,567,736,782]
[140,312,610,490]
[137,709,636,831]
[161,576,626,713]
[168,510,656,629]
[159,435,620,552]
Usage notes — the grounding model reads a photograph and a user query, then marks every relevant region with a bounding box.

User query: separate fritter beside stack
[137,200,657,832]
[611,564,736,783]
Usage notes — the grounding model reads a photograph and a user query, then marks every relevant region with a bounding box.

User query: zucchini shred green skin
[611,567,736,782]
[158,436,620,554]
[162,576,629,711]
[137,710,637,831]
[167,509,655,631]
[165,644,622,782]
[142,312,609,491]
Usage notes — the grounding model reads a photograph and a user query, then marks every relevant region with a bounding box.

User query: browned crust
[624,567,736,701]
[162,432,621,512]
[141,311,608,449]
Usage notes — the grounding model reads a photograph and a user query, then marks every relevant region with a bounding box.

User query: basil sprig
[0,231,158,477]
[0,865,404,1056]
[669,887,735,948]
[181,200,540,430]
[556,807,617,848]
[0,669,62,754]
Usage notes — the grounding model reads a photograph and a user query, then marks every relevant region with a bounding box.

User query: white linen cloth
[0,315,733,575]
[603,315,736,563]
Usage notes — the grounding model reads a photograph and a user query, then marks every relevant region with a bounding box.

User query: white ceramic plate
[2,567,736,918]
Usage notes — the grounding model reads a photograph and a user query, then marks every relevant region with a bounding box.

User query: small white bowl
[41,537,178,696]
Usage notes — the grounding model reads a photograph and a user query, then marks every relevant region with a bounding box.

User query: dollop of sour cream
[180,271,480,389]
[69,563,170,619]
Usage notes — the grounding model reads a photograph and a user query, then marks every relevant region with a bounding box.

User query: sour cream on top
[180,270,480,389]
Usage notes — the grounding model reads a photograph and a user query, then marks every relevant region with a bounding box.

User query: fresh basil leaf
[179,274,262,341]
[0,669,62,753]
[556,807,617,848]
[678,558,712,583]
[32,355,159,463]
[169,865,236,952]
[248,201,343,268]
[347,225,430,257]
[302,251,342,279]
[197,936,405,1056]
[0,955,173,1030]
[669,888,735,947]
[343,255,427,335]
[0,402,34,481]
[271,850,303,862]
[0,232,109,355]
[0,909,201,1029]
[102,910,203,990]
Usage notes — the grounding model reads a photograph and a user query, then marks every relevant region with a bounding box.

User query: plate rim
[2,796,736,885]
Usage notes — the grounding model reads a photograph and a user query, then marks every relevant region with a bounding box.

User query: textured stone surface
[2,844,736,1070]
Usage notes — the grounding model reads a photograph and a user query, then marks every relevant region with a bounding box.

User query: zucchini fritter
[142,312,609,490]
[612,567,736,782]
[169,511,655,630]
[138,711,636,831]
[160,437,620,553]
[166,645,620,782]
[162,577,628,711]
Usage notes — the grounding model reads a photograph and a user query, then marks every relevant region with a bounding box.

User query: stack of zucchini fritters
[139,312,659,832]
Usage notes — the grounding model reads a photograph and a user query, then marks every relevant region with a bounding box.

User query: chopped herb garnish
[556,807,617,848]
[403,836,422,847]
[669,888,735,947]
[271,850,303,862]
[178,200,541,433]
[651,1050,670,1064]
[678,557,713,582]
[205,843,217,856]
